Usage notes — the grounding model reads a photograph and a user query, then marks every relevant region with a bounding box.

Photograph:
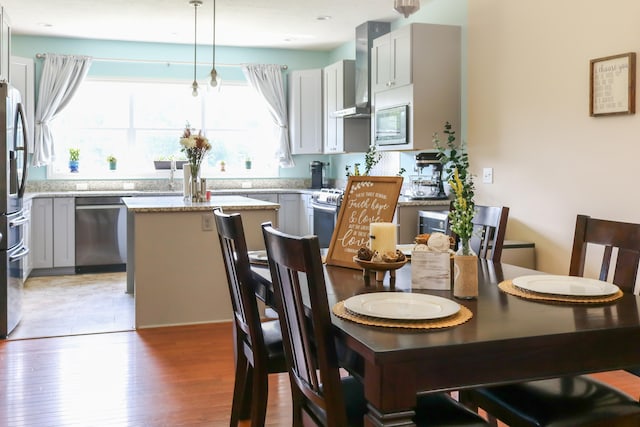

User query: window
[48,79,279,178]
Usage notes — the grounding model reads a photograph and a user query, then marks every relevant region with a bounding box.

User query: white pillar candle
[369,222,397,254]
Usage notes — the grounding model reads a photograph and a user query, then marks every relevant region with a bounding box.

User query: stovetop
[311,188,344,206]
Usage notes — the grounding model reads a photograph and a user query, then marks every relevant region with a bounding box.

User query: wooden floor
[1,322,638,427]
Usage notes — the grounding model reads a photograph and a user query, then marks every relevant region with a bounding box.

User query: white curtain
[32,54,93,167]
[241,64,294,168]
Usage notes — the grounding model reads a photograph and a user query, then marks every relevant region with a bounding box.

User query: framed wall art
[590,52,636,116]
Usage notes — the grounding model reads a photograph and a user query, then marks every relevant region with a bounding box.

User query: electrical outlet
[201,214,214,231]
[482,168,493,184]
[76,183,88,191]
[123,182,135,190]
[241,181,252,189]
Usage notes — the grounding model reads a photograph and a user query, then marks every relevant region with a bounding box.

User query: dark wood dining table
[253,260,640,427]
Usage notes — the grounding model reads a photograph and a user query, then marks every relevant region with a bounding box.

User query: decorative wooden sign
[325,176,404,269]
[590,52,636,116]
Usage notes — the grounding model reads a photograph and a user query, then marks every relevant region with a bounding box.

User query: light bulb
[192,80,199,97]
[209,68,220,87]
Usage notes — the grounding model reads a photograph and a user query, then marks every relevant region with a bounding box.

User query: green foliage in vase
[434,122,476,254]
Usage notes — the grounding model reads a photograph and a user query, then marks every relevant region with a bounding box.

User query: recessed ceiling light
[38,23,53,28]
[316,15,331,21]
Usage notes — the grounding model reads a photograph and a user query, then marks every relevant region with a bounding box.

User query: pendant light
[190,0,202,97]
[394,0,420,18]
[209,0,221,87]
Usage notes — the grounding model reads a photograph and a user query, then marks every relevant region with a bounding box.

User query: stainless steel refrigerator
[0,83,29,338]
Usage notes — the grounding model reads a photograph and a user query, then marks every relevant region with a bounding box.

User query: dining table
[251,259,640,427]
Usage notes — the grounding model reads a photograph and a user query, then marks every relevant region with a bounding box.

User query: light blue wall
[14,35,332,180]
[15,0,466,182]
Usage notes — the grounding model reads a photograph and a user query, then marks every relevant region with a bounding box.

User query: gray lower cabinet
[243,192,302,236]
[31,197,75,271]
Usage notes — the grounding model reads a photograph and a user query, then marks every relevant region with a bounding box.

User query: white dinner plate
[512,275,619,297]
[343,292,460,320]
[248,250,268,264]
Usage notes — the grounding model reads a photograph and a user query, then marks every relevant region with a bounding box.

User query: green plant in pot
[69,148,80,173]
[107,155,117,170]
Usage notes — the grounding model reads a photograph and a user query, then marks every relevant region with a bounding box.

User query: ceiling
[2,0,405,50]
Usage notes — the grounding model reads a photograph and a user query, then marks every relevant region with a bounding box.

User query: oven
[311,189,343,248]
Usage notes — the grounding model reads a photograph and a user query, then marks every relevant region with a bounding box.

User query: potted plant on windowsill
[107,155,117,170]
[69,148,80,173]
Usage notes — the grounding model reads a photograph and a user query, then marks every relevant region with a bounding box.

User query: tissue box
[411,251,451,290]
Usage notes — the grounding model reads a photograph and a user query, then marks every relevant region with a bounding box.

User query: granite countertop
[26,188,316,199]
[122,195,279,212]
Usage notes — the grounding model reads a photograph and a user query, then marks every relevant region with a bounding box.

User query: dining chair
[261,222,489,427]
[449,204,509,261]
[462,214,640,427]
[213,209,287,427]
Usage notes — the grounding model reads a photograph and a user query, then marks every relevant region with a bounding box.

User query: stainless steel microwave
[374,104,409,146]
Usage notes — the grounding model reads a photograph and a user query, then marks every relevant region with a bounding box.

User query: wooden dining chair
[462,214,640,427]
[449,204,509,261]
[213,209,287,427]
[261,222,489,427]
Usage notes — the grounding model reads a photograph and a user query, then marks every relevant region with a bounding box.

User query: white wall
[468,0,640,275]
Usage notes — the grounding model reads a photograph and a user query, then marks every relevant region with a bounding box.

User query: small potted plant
[69,148,80,173]
[107,155,117,170]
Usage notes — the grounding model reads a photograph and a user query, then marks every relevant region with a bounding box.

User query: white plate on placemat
[512,275,619,297]
[248,250,268,265]
[343,293,460,320]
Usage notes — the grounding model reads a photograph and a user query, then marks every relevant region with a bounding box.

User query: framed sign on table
[325,176,403,269]
[590,52,636,116]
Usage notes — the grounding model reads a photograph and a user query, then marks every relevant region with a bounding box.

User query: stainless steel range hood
[332,21,390,119]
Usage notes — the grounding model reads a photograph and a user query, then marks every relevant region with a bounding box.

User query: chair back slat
[450,204,509,261]
[569,214,640,293]
[214,209,266,359]
[262,223,348,427]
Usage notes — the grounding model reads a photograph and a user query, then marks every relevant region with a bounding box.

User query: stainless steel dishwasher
[75,196,127,273]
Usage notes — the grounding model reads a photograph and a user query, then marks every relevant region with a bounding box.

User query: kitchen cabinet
[244,192,301,235]
[31,197,75,272]
[299,193,313,236]
[288,69,323,154]
[371,24,411,93]
[31,198,53,269]
[10,56,35,152]
[372,23,461,152]
[0,7,10,83]
[277,193,300,235]
[22,198,32,280]
[323,60,369,154]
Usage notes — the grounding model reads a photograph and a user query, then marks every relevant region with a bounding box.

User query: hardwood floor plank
[1,322,638,426]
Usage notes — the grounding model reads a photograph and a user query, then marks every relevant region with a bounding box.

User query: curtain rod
[34,53,287,70]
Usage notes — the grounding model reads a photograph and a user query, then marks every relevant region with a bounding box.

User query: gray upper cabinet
[372,23,461,152]
[371,24,412,93]
[323,60,369,154]
[288,69,323,154]
[10,56,35,152]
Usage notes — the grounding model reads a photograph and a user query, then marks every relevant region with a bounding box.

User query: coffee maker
[409,152,447,199]
[310,161,327,189]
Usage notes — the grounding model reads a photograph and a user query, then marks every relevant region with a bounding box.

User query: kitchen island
[123,195,278,329]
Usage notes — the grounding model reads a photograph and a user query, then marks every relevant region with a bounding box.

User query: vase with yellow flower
[180,123,211,201]
[434,122,478,299]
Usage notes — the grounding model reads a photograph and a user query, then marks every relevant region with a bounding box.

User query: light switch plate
[482,168,493,184]
[201,214,214,231]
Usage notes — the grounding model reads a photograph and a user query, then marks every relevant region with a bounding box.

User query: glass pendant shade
[190,0,202,97]
[394,0,420,18]
[209,0,221,88]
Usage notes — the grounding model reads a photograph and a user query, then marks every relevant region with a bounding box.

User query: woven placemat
[332,301,473,330]
[498,280,624,304]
